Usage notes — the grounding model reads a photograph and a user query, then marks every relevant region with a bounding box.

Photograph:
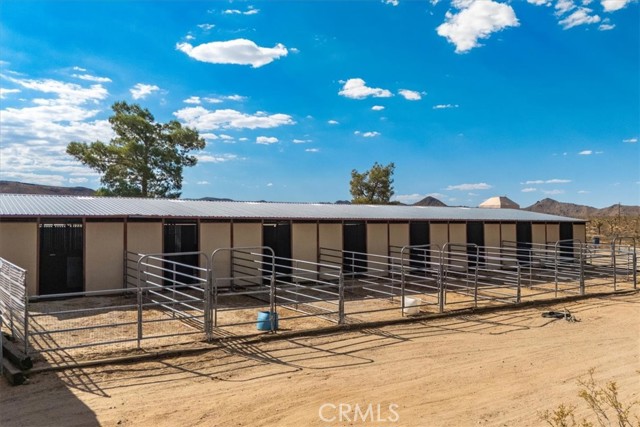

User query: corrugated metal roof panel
[0,194,584,222]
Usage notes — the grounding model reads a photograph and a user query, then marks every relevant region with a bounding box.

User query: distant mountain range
[1,181,637,218]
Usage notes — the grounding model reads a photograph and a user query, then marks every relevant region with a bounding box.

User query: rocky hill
[524,198,640,218]
[0,180,95,196]
[413,196,447,207]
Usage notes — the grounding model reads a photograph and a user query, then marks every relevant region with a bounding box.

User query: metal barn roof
[0,194,583,222]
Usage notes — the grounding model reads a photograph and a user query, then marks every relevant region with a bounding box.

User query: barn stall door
[343,222,367,274]
[163,221,199,285]
[559,222,574,258]
[263,222,292,280]
[516,222,533,264]
[39,222,84,295]
[466,222,485,267]
[409,222,430,268]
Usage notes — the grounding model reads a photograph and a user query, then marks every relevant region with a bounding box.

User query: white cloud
[601,0,636,12]
[578,190,590,194]
[305,148,320,153]
[623,137,638,143]
[72,66,87,72]
[598,23,616,30]
[293,139,311,143]
[197,180,209,185]
[521,187,537,192]
[290,47,300,54]
[69,177,89,184]
[71,74,112,83]
[3,75,108,105]
[225,94,246,101]
[185,34,195,41]
[398,89,422,101]
[0,88,20,98]
[176,39,287,68]
[239,137,249,142]
[184,96,201,104]
[543,189,565,195]
[328,119,339,125]
[338,78,392,99]
[197,23,215,30]
[267,182,273,187]
[355,131,381,138]
[371,105,385,111]
[558,7,601,29]
[523,178,572,184]
[446,182,492,190]
[196,153,238,163]
[256,136,278,145]
[174,106,295,130]
[555,0,576,15]
[384,0,399,5]
[527,0,551,4]
[203,97,224,104]
[130,83,159,100]
[436,0,519,53]
[223,7,259,15]
[579,150,593,155]
[433,103,459,109]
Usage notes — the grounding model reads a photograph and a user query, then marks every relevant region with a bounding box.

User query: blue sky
[1,0,638,208]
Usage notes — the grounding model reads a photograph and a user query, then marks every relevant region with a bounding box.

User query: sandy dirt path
[1,292,639,427]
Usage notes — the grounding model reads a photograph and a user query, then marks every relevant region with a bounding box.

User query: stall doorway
[343,222,367,274]
[263,222,292,280]
[466,222,485,268]
[409,222,430,268]
[39,222,84,295]
[559,222,574,258]
[163,220,199,285]
[516,222,533,264]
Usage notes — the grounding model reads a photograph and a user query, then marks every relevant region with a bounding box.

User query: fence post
[270,258,276,332]
[579,243,585,295]
[516,265,521,304]
[438,262,445,314]
[23,290,29,356]
[338,271,345,325]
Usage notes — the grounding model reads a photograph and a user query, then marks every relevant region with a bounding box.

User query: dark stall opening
[163,220,199,285]
[263,222,292,281]
[516,222,533,265]
[466,222,485,268]
[343,222,367,275]
[409,222,430,271]
[39,220,84,295]
[559,222,575,259]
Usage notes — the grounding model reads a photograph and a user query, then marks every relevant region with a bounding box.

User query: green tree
[67,101,205,198]
[350,162,395,204]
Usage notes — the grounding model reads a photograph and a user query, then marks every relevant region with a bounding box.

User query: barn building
[0,194,586,296]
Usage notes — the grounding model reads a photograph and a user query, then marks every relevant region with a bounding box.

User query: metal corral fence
[0,238,637,365]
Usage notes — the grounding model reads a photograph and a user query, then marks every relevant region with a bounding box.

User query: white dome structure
[479,196,520,209]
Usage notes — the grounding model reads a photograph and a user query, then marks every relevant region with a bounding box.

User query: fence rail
[0,237,637,366]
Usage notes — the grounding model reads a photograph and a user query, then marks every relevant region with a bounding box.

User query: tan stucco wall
[201,222,231,279]
[546,223,560,244]
[0,222,38,295]
[532,223,546,245]
[86,222,124,291]
[318,223,342,267]
[484,223,501,249]
[367,223,388,274]
[449,223,466,245]
[292,223,318,269]
[231,222,262,282]
[126,222,162,254]
[389,223,409,249]
[500,223,517,266]
[573,223,586,244]
[429,223,448,249]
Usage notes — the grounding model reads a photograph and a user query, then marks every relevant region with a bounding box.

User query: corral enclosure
[1,237,637,368]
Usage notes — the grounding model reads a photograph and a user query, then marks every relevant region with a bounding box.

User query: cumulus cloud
[196,153,238,163]
[371,105,385,111]
[543,189,565,195]
[598,23,616,30]
[176,39,287,68]
[130,83,159,100]
[398,89,422,101]
[328,119,339,125]
[256,136,278,144]
[601,0,636,11]
[558,7,601,29]
[174,107,295,130]
[521,187,537,192]
[197,23,215,30]
[338,78,392,99]
[184,96,201,104]
[0,88,20,98]
[623,137,638,143]
[555,0,576,15]
[436,0,519,53]
[523,178,572,184]
[197,181,209,185]
[223,6,259,15]
[384,0,399,5]
[305,148,320,153]
[71,74,112,83]
[433,103,459,109]
[293,138,311,143]
[354,130,381,138]
[527,0,551,4]
[579,150,593,155]
[446,182,492,190]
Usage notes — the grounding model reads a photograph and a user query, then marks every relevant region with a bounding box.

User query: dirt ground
[1,291,639,427]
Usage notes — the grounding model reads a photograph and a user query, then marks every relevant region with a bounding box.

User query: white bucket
[403,297,420,315]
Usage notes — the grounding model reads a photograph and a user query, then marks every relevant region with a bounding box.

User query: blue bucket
[256,311,278,331]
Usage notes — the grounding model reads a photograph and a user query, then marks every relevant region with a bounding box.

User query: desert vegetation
[587,216,640,243]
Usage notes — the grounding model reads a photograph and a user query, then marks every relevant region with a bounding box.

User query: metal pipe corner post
[579,241,585,296]
[473,245,479,308]
[516,265,522,304]
[400,246,407,317]
[204,254,213,342]
[554,242,559,298]
[612,239,618,291]
[23,288,29,356]
[338,269,345,325]
[269,248,276,333]
[438,252,445,314]
[136,257,144,350]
